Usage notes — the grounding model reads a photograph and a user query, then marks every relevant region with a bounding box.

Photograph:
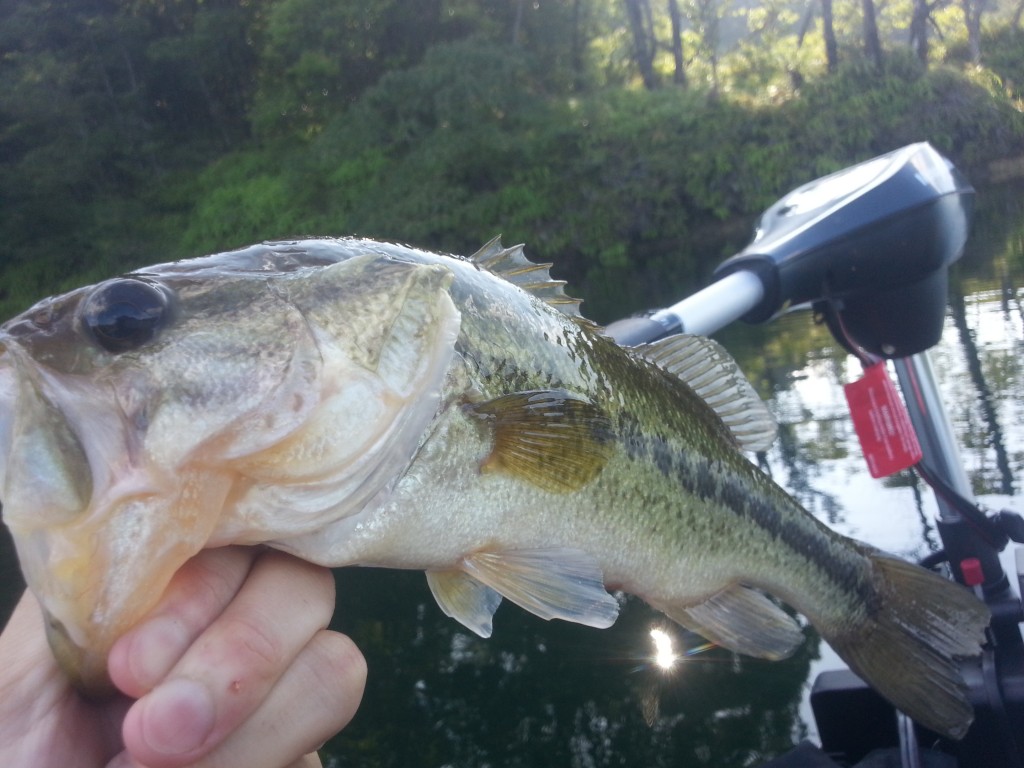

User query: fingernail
[139,677,216,755]
[128,616,188,689]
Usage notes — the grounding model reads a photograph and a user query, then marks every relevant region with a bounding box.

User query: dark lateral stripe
[623,428,878,608]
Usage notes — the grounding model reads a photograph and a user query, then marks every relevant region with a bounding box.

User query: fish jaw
[6,461,232,695]
[0,338,209,693]
[0,250,464,693]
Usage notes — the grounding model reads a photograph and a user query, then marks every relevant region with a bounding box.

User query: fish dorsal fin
[634,335,777,452]
[656,584,804,661]
[470,236,582,317]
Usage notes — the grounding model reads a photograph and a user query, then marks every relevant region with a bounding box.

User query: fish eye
[80,279,172,353]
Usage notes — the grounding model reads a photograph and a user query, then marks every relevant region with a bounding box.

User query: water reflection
[323,182,1024,766]
[326,566,814,767]
[0,183,1021,766]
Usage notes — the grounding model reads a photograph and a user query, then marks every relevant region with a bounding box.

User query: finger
[194,630,365,768]
[106,750,323,768]
[109,546,258,698]
[284,752,322,768]
[121,551,335,768]
[106,747,325,768]
[1,592,129,766]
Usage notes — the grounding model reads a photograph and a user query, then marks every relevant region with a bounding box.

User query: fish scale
[0,236,990,739]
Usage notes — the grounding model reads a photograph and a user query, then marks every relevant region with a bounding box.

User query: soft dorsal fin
[634,335,777,452]
[470,236,582,317]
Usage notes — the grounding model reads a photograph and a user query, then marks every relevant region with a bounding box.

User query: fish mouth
[19,488,223,697]
[43,607,116,697]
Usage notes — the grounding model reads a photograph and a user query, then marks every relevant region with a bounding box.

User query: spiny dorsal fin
[470,236,582,317]
[634,335,777,452]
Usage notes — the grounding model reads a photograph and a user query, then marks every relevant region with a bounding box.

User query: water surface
[0,181,1021,767]
[322,180,1024,767]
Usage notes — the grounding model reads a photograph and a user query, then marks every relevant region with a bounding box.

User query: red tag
[843,362,922,478]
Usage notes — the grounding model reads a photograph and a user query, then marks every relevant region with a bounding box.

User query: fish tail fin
[828,551,990,740]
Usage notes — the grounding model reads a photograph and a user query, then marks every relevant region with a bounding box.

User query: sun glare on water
[646,626,717,673]
[649,627,679,670]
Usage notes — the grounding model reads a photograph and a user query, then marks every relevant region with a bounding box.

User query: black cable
[913,460,1008,550]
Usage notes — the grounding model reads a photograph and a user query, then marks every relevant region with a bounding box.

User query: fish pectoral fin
[463,390,613,493]
[658,584,804,661]
[426,569,503,638]
[460,548,620,629]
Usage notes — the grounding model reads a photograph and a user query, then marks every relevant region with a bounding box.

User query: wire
[913,460,1008,550]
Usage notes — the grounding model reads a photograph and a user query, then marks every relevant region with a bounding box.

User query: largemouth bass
[0,237,988,738]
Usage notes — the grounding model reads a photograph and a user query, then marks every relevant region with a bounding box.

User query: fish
[0,236,989,738]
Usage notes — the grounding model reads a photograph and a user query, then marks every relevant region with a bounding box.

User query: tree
[960,0,989,62]
[909,0,934,63]
[141,0,261,149]
[623,0,660,88]
[821,0,839,72]
[797,0,838,73]
[667,0,688,86]
[861,0,884,70]
[685,0,724,94]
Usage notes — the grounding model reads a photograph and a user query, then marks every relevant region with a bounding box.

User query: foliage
[0,0,1022,325]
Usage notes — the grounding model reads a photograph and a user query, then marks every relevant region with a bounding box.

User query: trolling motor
[605,143,1024,767]
[606,142,971,350]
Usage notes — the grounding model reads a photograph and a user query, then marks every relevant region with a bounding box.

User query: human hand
[0,547,366,768]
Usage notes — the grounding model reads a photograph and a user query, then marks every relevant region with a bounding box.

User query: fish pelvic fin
[426,569,503,638]
[469,236,583,317]
[828,551,990,740]
[463,389,614,493]
[633,335,777,452]
[429,548,620,634]
[656,584,805,661]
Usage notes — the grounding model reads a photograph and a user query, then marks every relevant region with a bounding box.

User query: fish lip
[42,606,116,698]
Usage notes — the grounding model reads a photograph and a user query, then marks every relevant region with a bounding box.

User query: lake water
[321,180,1024,767]
[0,180,1021,767]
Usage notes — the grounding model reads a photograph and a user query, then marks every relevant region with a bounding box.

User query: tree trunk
[909,0,931,64]
[861,0,884,70]
[821,0,839,72]
[623,0,659,89]
[667,0,687,86]
[961,0,987,63]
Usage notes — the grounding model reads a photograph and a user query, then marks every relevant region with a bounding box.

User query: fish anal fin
[461,548,619,629]
[426,569,503,638]
[463,389,613,493]
[827,552,989,740]
[658,584,804,661]
[469,236,582,317]
[633,335,777,452]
